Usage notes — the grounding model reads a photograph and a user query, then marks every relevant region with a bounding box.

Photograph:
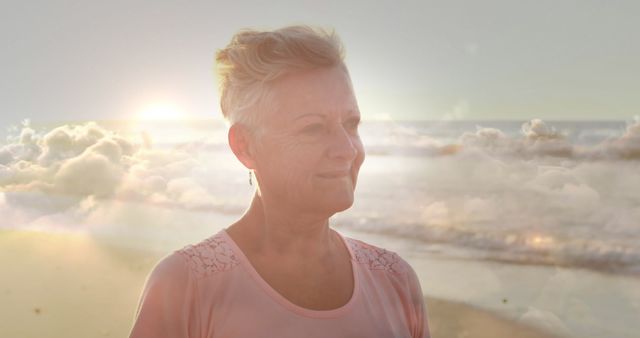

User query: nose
[327,125,358,162]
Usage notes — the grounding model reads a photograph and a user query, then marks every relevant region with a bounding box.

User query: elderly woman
[129,25,430,338]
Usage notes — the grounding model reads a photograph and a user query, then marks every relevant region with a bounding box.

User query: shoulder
[132,250,199,337]
[136,251,194,310]
[175,231,241,279]
[143,250,192,294]
[344,236,413,275]
[152,250,190,276]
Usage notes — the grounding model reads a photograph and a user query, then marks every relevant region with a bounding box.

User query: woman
[129,25,430,338]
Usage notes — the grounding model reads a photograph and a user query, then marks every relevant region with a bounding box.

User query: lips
[317,169,350,178]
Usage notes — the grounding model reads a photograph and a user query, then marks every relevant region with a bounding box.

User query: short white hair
[215,25,347,135]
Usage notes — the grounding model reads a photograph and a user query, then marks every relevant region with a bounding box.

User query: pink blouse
[129,229,430,337]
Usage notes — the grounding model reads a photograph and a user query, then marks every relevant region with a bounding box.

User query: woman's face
[252,65,365,216]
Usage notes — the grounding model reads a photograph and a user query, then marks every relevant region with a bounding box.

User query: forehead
[266,66,359,122]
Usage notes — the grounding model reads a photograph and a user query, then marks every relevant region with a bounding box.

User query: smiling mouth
[317,170,350,178]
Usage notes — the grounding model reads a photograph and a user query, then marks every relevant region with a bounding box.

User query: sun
[136,103,185,121]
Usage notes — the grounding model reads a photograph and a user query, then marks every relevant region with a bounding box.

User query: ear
[228,123,257,170]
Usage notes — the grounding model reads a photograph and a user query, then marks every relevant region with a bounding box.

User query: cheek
[274,147,316,188]
[261,160,309,199]
[353,138,366,170]
[350,138,365,186]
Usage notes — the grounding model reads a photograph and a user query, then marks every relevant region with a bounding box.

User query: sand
[0,229,560,338]
[425,297,562,338]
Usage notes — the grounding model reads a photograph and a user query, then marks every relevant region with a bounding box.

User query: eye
[344,118,360,132]
[301,123,325,135]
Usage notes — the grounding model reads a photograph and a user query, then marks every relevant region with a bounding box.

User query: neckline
[219,228,360,318]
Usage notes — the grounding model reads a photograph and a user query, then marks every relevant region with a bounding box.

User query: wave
[355,118,640,160]
[337,216,640,276]
[2,118,640,276]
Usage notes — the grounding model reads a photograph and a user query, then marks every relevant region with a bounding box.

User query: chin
[304,195,354,215]
[329,202,352,213]
[325,194,355,213]
[303,184,356,214]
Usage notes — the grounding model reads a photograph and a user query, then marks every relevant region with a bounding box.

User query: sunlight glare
[137,103,185,121]
[526,234,556,249]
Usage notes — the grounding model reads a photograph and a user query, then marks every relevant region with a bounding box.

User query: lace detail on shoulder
[347,238,408,275]
[177,232,240,278]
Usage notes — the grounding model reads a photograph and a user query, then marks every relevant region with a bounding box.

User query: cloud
[2,118,639,274]
[459,119,574,158]
[458,118,640,161]
[0,121,226,229]
[521,119,564,140]
[54,151,124,198]
[361,118,640,161]
[362,121,461,156]
[459,127,511,154]
[592,117,640,160]
[37,122,107,165]
[342,122,639,272]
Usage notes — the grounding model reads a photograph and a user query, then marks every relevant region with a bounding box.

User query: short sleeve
[406,263,431,338]
[129,252,197,338]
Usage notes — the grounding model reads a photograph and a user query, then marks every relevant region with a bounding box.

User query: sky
[1,0,638,126]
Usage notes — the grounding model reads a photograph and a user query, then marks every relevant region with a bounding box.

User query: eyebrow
[294,113,324,121]
[294,110,360,121]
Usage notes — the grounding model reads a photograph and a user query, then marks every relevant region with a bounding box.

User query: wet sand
[425,297,561,338]
[0,229,559,338]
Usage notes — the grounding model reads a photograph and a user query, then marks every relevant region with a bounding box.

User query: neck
[233,192,337,258]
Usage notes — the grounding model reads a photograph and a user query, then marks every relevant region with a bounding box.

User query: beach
[1,228,563,338]
[2,1,640,335]
[425,297,560,338]
[2,118,640,336]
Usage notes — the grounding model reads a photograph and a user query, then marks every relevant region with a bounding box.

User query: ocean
[1,117,640,337]
[1,118,639,275]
